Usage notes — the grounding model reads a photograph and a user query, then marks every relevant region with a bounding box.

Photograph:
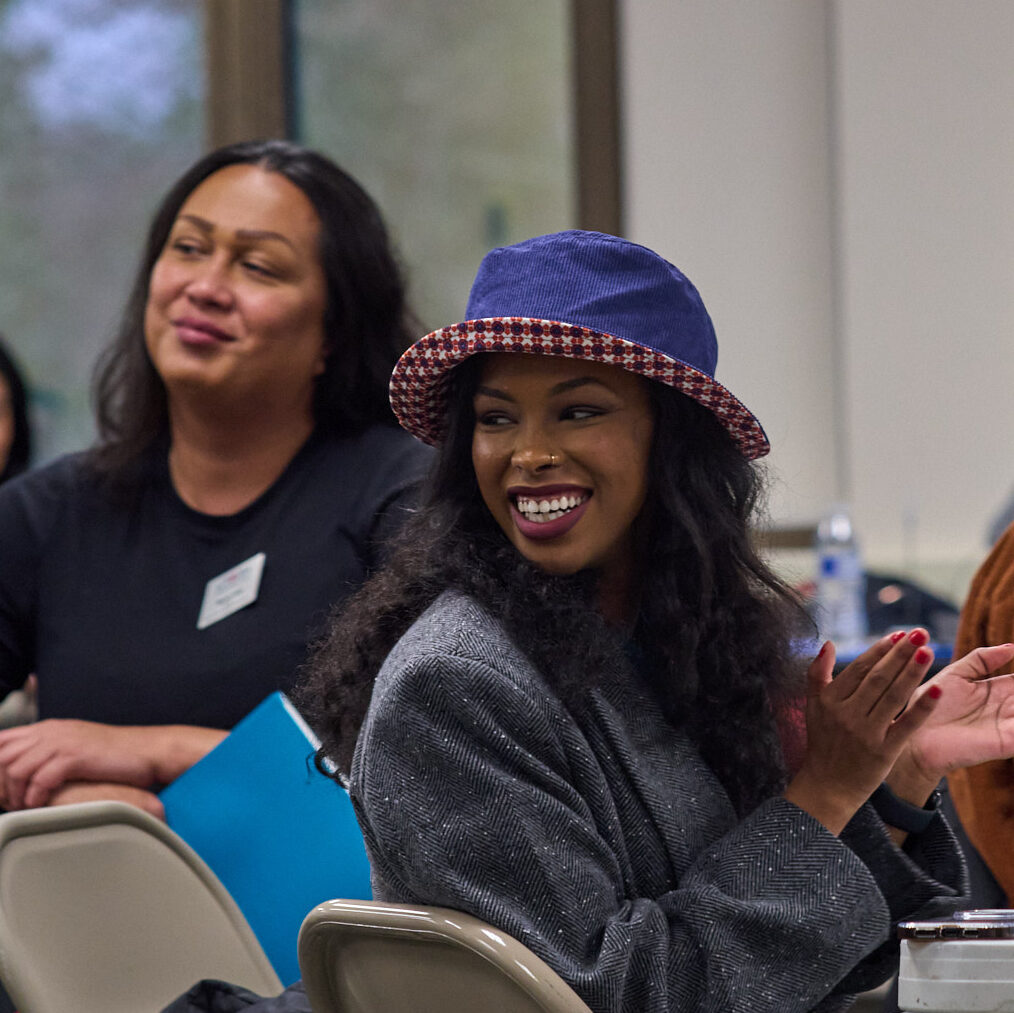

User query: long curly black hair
[299,356,812,815]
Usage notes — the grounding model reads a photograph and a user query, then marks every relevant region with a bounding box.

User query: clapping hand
[784,629,941,834]
[785,630,1014,836]
[895,641,1014,784]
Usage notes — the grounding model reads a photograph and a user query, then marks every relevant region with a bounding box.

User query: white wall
[620,0,1014,600]
[832,1,1014,574]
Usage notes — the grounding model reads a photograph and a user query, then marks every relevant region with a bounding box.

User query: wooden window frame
[204,0,291,146]
[204,0,620,233]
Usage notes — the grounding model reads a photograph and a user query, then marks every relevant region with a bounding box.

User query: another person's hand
[46,781,165,820]
[0,719,155,809]
[0,719,226,809]
[889,642,1014,792]
[784,629,940,834]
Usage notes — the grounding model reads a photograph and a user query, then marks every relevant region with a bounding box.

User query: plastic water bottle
[814,504,867,649]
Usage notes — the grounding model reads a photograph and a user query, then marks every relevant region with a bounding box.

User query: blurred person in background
[0,139,431,817]
[0,336,32,485]
[0,335,37,738]
[946,522,1014,905]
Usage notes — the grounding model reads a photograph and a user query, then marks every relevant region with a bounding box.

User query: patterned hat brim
[390,318,770,460]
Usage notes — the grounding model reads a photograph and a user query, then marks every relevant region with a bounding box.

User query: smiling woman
[471,355,653,612]
[0,141,431,820]
[285,230,1014,1013]
[144,165,328,436]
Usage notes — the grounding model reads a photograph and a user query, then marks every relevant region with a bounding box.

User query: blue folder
[159,691,372,985]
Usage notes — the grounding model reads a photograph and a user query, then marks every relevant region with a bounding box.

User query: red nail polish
[817,642,827,658]
[890,631,906,644]
[928,684,942,699]
[915,647,931,665]
[908,629,928,647]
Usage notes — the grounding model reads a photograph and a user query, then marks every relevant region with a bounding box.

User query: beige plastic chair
[298,898,593,1013]
[0,800,282,1013]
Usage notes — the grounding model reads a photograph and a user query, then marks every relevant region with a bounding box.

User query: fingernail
[908,629,928,647]
[890,631,906,644]
[915,647,931,665]
[817,642,827,658]
[928,684,942,699]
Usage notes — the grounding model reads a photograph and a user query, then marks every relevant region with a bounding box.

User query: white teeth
[514,493,588,523]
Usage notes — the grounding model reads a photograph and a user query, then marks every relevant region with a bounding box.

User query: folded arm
[46,781,167,819]
[0,719,227,810]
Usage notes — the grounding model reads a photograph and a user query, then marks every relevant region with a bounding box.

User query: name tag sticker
[197,552,266,630]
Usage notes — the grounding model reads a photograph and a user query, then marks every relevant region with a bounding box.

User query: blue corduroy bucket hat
[389,229,768,459]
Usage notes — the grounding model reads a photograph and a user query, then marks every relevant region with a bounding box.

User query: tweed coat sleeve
[350,594,966,1013]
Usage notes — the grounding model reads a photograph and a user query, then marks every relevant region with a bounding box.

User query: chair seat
[298,898,592,1013]
[0,800,281,1013]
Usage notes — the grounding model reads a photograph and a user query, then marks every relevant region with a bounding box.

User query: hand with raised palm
[784,630,941,834]
[898,642,1014,784]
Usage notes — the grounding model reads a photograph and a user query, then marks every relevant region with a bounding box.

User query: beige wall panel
[622,0,1014,599]
[832,0,1014,580]
[620,0,838,536]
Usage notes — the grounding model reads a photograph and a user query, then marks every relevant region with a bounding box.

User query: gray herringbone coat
[351,591,967,1013]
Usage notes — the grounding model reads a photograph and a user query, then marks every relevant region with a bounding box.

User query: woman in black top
[0,141,430,816]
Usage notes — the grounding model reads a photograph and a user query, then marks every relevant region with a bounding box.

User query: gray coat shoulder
[369,589,566,726]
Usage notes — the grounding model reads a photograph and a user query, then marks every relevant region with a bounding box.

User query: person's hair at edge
[0,335,32,482]
[90,138,417,484]
[300,360,812,817]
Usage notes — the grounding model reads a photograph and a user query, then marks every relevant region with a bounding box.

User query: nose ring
[549,454,558,466]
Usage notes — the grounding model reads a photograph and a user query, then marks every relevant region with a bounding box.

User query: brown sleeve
[948,523,1014,904]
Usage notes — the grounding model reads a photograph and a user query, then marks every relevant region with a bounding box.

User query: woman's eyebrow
[474,377,609,402]
[176,214,296,250]
[474,385,514,402]
[176,214,213,234]
[236,228,296,249]
[549,376,608,395]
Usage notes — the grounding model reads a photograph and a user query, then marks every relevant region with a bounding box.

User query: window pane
[0,0,204,461]
[292,0,575,332]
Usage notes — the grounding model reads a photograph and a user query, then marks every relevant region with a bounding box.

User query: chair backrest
[0,800,282,1013]
[298,898,593,1013]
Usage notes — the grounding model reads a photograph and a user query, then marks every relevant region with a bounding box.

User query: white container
[899,911,1014,1013]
